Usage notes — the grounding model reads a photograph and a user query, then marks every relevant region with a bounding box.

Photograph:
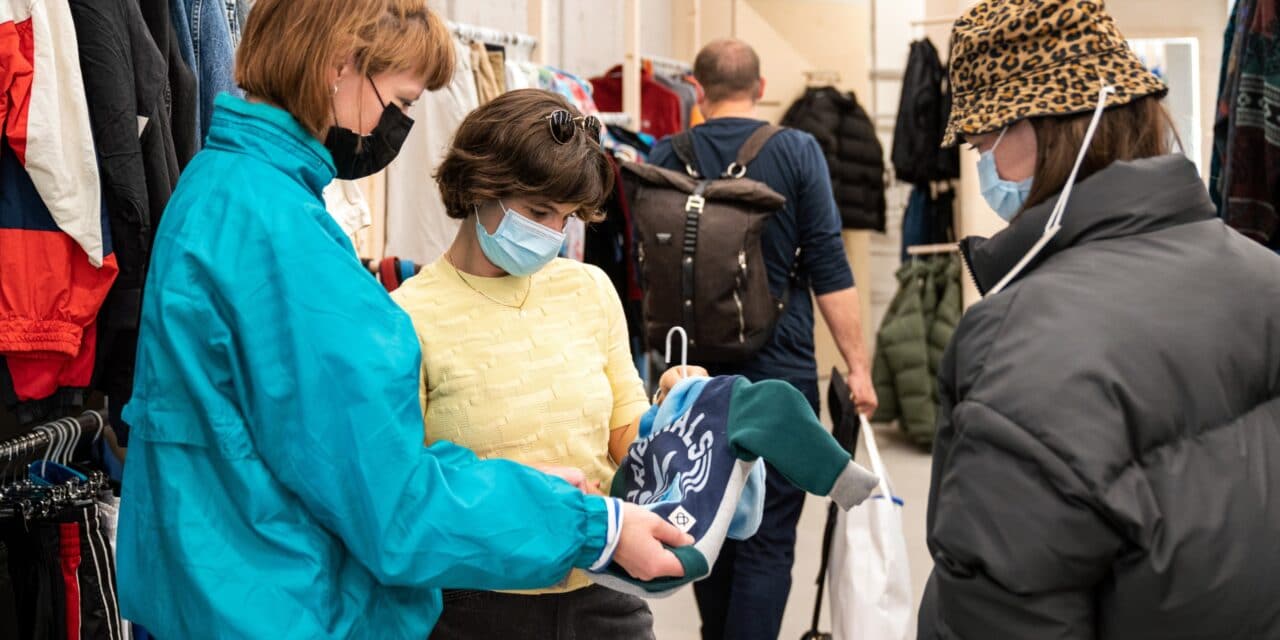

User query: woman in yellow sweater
[393,89,701,639]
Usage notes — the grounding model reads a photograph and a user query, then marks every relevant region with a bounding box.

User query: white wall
[431,0,680,80]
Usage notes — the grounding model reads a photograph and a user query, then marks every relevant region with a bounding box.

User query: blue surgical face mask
[475,201,566,276]
[978,127,1033,222]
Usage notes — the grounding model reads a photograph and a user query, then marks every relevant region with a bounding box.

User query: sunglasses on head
[546,110,602,145]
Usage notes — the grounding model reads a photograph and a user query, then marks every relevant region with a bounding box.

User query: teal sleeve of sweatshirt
[726,378,878,509]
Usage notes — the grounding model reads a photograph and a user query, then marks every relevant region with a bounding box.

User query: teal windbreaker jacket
[117,94,616,639]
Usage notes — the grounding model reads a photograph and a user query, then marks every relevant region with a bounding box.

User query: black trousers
[2,505,124,640]
[431,585,654,640]
[0,540,20,638]
[72,504,125,640]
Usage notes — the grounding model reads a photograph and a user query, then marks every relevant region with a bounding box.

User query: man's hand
[847,367,878,417]
[653,365,709,405]
[612,503,695,580]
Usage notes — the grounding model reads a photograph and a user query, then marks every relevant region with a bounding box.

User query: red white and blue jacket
[2,0,115,401]
[1,0,103,264]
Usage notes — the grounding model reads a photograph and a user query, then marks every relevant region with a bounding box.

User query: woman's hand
[531,464,602,495]
[612,503,695,580]
[653,365,709,405]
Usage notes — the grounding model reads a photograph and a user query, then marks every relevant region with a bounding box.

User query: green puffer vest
[870,254,962,447]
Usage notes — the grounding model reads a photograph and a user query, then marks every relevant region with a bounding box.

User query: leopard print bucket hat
[941,0,1168,147]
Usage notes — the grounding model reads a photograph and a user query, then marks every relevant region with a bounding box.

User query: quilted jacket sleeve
[919,310,1124,640]
[921,401,1124,639]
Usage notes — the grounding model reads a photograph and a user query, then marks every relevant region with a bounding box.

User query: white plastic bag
[828,415,914,640]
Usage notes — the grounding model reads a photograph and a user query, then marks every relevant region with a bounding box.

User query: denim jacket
[169,0,243,145]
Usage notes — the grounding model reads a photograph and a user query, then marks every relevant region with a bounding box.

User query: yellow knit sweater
[392,257,649,593]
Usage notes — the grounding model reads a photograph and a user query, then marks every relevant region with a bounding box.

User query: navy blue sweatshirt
[649,118,854,388]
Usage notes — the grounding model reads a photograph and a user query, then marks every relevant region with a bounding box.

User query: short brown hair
[1023,96,1178,213]
[436,89,614,222]
[694,39,762,103]
[237,0,454,138]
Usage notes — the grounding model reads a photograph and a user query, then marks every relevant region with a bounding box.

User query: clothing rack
[0,411,105,465]
[804,69,842,87]
[598,112,633,127]
[906,242,960,256]
[909,16,959,27]
[646,54,693,77]
[449,20,538,52]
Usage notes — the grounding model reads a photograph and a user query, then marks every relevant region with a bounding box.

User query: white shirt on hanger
[384,38,480,264]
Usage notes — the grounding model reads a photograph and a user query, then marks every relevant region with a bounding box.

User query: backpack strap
[670,131,702,178]
[723,124,784,178]
[681,181,710,338]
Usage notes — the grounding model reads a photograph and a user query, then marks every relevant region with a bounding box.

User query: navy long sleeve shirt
[649,117,854,388]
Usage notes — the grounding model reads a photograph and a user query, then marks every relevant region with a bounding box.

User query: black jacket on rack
[891,39,959,185]
[781,87,886,231]
[69,0,187,445]
[138,0,199,168]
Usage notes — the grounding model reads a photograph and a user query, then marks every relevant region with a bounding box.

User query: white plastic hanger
[665,326,690,379]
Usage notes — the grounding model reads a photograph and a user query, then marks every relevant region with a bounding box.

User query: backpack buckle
[685,194,706,213]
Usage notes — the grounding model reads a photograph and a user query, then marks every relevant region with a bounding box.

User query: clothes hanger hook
[55,419,71,467]
[37,424,55,476]
[49,419,66,467]
[64,417,81,465]
[665,326,689,378]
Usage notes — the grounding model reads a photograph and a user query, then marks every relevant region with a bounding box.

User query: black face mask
[324,78,414,180]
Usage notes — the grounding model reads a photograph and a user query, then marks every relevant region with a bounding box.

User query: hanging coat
[781,87,887,231]
[69,0,181,445]
[117,95,623,640]
[0,0,104,264]
[1211,0,1280,251]
[891,39,960,186]
[870,254,961,447]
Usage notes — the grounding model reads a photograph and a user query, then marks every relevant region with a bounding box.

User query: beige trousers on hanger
[470,41,503,105]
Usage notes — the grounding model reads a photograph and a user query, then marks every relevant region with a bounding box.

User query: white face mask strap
[1046,85,1116,232]
[984,85,1116,299]
[991,126,1009,153]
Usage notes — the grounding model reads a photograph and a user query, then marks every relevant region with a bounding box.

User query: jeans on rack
[168,0,242,144]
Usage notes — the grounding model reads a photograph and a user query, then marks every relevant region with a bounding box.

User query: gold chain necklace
[446,251,531,310]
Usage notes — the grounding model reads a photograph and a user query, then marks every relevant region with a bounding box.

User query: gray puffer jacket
[919,155,1280,639]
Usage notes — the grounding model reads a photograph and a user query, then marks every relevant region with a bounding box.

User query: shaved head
[694,38,762,103]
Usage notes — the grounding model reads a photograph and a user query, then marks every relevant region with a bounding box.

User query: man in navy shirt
[648,39,878,640]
